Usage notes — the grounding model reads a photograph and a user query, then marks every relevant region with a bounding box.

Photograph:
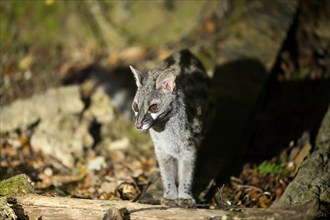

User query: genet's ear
[129,65,144,88]
[155,69,176,93]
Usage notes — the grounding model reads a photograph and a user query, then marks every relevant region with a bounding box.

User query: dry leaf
[293,138,312,175]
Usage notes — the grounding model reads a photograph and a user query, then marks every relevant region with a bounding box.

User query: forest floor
[0,121,311,209]
[1,0,329,213]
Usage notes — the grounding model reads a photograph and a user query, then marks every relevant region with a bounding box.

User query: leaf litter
[0,126,311,209]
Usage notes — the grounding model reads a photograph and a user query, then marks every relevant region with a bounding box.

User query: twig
[235,184,263,192]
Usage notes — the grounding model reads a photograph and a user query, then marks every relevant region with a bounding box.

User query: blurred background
[1,0,329,209]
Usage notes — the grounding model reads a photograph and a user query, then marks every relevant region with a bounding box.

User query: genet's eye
[133,102,139,112]
[149,104,158,113]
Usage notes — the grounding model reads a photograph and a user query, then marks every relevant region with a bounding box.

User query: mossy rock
[0,174,35,197]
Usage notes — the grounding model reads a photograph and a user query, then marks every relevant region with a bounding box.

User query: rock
[30,114,94,168]
[225,0,298,70]
[0,174,35,196]
[83,87,114,124]
[0,86,84,133]
[189,0,298,72]
[87,156,106,171]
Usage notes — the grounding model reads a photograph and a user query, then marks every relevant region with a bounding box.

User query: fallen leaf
[293,137,312,175]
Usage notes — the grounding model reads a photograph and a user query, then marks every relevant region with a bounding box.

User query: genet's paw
[177,198,196,208]
[161,198,177,207]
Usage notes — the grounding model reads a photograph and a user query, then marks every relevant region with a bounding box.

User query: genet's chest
[149,124,185,156]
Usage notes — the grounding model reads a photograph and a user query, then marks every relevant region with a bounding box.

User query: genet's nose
[135,121,143,129]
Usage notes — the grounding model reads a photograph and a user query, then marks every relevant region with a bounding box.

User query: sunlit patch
[44,0,55,5]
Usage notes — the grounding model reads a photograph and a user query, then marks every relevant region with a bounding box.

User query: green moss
[0,174,35,196]
[256,161,290,176]
[0,1,208,49]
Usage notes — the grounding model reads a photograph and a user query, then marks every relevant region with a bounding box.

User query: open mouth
[137,123,152,132]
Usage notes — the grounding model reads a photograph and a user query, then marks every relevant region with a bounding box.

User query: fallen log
[7,194,316,220]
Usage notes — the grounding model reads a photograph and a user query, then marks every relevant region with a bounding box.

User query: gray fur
[130,49,211,207]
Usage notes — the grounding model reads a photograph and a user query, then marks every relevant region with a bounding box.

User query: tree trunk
[272,104,330,218]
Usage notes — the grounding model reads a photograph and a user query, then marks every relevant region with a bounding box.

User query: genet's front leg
[177,151,196,208]
[155,151,178,206]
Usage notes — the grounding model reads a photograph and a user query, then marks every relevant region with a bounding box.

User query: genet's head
[130,65,177,131]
